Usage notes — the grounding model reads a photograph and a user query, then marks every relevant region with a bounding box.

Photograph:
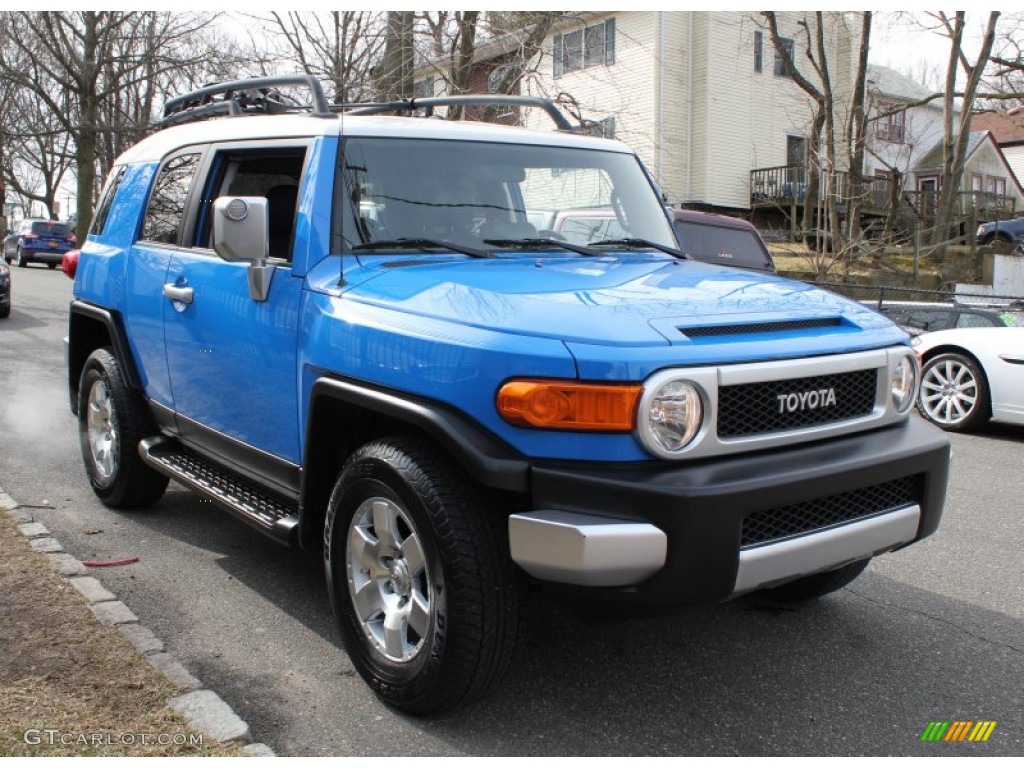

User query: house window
[971,173,984,191]
[986,176,1006,196]
[774,37,795,77]
[553,18,616,77]
[877,104,906,143]
[754,31,763,73]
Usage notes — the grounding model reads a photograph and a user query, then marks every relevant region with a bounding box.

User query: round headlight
[639,379,704,456]
[891,352,919,413]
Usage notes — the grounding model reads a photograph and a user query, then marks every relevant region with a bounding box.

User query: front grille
[741,475,923,548]
[718,368,877,438]
[682,318,841,338]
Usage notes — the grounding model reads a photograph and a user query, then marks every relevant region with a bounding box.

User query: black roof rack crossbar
[161,74,333,127]
[341,94,577,132]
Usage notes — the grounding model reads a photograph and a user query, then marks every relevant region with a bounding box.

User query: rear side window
[90,167,126,236]
[141,153,201,244]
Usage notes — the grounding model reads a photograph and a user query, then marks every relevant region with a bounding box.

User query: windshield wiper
[588,238,689,259]
[352,238,489,259]
[483,237,601,257]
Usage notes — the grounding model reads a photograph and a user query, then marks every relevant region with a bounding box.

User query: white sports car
[913,326,1024,431]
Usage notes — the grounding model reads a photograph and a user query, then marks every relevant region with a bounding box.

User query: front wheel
[324,436,521,715]
[78,348,169,508]
[917,352,990,432]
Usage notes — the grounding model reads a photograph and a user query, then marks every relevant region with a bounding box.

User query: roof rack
[160,74,579,132]
[161,74,333,127]
[339,94,577,132]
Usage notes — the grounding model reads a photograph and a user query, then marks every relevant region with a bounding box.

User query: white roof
[116,112,631,165]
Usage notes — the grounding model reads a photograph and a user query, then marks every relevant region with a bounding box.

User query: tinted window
[673,220,774,271]
[956,312,997,329]
[29,222,72,236]
[904,309,953,332]
[141,153,201,244]
[90,166,126,236]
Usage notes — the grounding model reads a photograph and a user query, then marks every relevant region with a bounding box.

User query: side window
[195,147,306,261]
[956,312,996,329]
[90,166,126,236]
[141,153,201,244]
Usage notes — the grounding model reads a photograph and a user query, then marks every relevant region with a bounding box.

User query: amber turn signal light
[497,379,641,431]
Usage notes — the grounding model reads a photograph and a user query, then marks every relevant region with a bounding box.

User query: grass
[0,510,250,757]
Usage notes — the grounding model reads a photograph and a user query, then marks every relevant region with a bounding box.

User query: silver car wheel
[86,379,118,479]
[345,496,441,664]
[919,356,978,425]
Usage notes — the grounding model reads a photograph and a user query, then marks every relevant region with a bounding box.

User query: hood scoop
[680,317,844,340]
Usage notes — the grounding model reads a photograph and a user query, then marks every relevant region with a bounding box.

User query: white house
[518,11,862,213]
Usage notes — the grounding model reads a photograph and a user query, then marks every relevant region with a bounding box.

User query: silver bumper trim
[509,511,667,587]
[733,504,921,594]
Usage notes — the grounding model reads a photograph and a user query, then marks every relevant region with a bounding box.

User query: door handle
[162,283,194,304]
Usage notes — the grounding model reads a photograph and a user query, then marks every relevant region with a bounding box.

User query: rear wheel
[15,246,28,268]
[917,352,990,432]
[324,435,521,715]
[761,559,870,602]
[78,348,169,508]
[47,262,57,270]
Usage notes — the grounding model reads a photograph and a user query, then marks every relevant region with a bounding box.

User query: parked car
[975,216,1024,246]
[3,218,77,268]
[913,327,1024,431]
[670,209,776,272]
[0,260,10,318]
[67,75,950,715]
[62,248,80,280]
[871,300,1024,335]
[543,207,775,272]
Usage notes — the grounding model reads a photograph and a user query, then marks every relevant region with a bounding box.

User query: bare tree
[931,12,1000,247]
[0,11,221,240]
[250,12,385,104]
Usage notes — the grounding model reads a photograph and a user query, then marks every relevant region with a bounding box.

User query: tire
[77,348,169,508]
[917,352,990,432]
[324,435,521,715]
[0,303,9,319]
[47,262,57,270]
[15,246,28,268]
[761,559,870,602]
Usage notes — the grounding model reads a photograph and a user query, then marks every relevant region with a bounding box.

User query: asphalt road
[1,264,1021,757]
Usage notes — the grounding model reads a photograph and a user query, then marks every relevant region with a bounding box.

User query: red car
[62,249,80,279]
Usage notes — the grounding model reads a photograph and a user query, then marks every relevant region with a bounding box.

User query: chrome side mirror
[212,196,274,302]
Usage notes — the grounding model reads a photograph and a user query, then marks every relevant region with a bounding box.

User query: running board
[140,437,299,544]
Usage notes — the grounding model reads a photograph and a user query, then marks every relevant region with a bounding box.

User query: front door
[162,143,308,473]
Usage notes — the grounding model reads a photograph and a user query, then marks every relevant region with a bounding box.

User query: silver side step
[139,437,298,544]
[733,504,921,594]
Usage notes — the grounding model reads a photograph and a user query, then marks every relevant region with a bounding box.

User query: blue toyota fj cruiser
[67,76,950,715]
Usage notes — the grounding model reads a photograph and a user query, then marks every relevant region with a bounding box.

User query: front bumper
[510,416,950,603]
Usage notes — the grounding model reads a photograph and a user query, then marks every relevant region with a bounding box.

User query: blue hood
[335,255,898,348]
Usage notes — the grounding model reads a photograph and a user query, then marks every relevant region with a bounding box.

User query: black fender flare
[297,375,529,550]
[67,300,143,413]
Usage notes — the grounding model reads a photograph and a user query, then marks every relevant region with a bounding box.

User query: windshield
[338,138,675,254]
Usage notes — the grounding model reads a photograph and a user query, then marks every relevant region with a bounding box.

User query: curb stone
[0,485,276,756]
